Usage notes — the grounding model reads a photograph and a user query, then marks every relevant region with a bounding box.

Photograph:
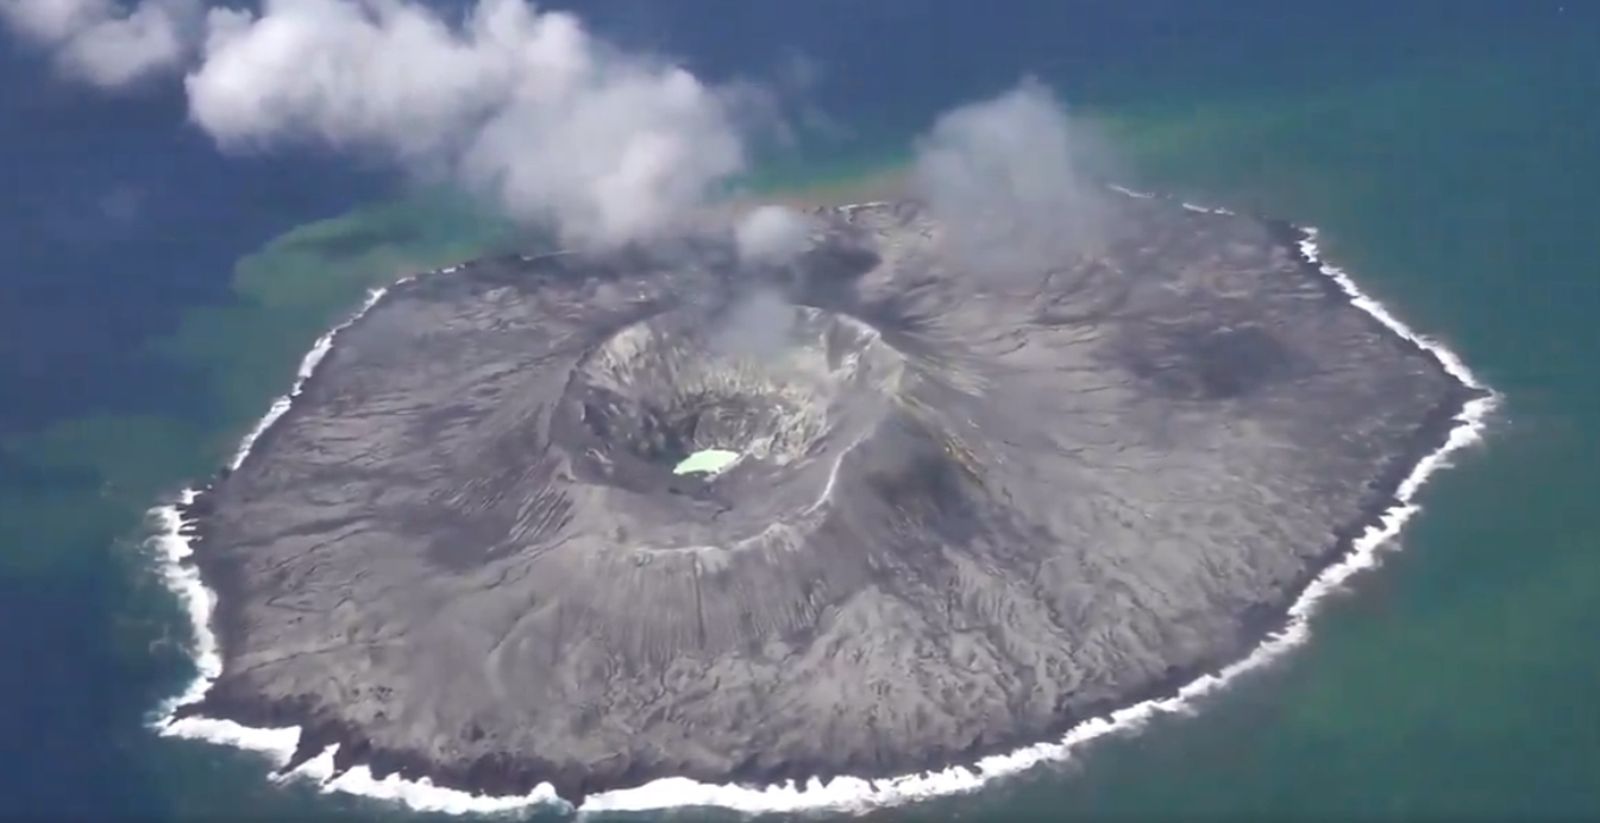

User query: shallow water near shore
[4,3,1600,820]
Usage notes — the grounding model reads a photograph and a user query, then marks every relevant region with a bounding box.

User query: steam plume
[5,0,752,246]
[1,0,198,86]
[912,79,1104,273]
[734,204,813,265]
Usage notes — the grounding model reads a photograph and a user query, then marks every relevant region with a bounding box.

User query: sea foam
[146,206,1496,816]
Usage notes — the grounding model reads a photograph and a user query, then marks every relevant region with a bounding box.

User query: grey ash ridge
[176,190,1482,802]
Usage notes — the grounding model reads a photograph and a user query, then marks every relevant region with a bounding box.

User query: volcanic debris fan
[177,192,1476,800]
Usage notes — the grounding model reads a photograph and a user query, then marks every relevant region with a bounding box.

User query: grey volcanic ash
[160,84,1479,805]
[177,197,1474,801]
[1,0,1485,807]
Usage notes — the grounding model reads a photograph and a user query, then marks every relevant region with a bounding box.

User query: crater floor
[180,193,1478,801]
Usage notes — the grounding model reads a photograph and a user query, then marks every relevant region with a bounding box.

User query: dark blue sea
[3,2,1598,819]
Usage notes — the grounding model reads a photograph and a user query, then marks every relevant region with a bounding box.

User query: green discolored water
[875,20,1600,823]
[673,449,743,476]
[4,5,1599,821]
[1,191,522,820]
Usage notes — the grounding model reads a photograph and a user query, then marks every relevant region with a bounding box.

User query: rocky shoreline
[176,373,1481,804]
[162,194,1490,806]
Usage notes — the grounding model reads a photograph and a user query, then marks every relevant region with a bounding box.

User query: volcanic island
[173,188,1482,802]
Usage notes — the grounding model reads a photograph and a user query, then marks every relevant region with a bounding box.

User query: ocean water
[3,2,1598,819]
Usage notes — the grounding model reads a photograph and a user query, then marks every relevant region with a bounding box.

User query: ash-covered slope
[181,192,1476,800]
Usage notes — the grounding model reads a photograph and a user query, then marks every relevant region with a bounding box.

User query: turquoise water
[3,3,1598,819]
[674,450,743,477]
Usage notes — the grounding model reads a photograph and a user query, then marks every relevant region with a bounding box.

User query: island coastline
[144,187,1498,816]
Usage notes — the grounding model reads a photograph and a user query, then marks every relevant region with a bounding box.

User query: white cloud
[2,0,102,42]
[185,0,749,246]
[1,0,197,87]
